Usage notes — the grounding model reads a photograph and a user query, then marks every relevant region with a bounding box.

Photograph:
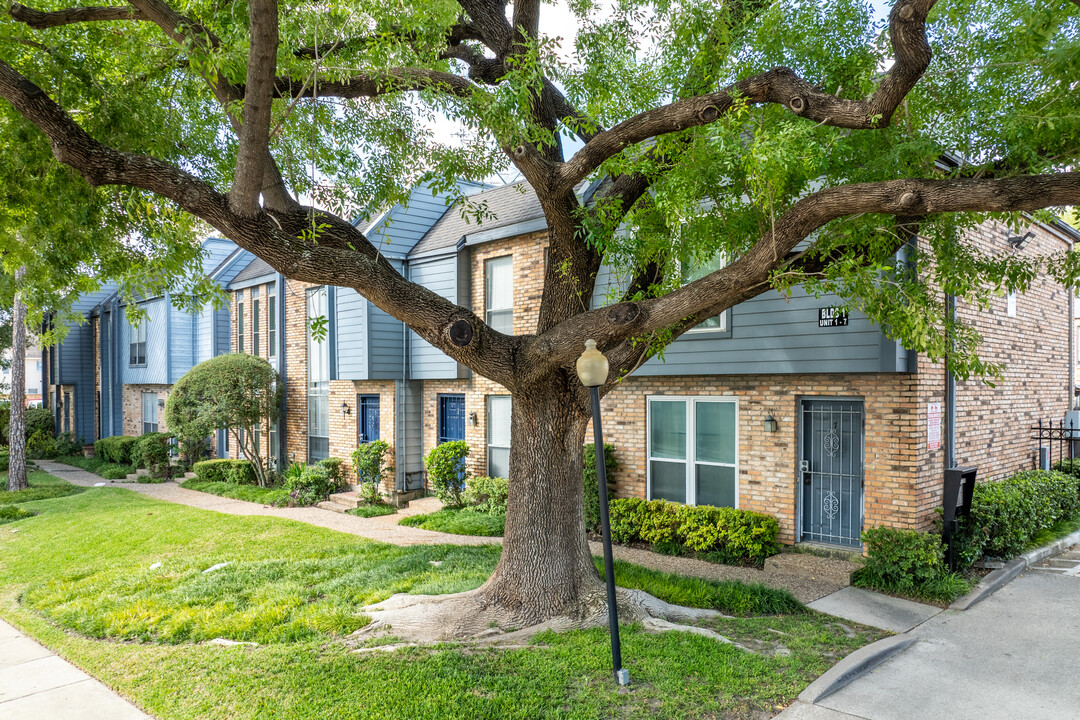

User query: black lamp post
[575,339,629,686]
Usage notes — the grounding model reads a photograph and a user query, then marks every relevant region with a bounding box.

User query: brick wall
[122,384,172,436]
[470,231,547,335]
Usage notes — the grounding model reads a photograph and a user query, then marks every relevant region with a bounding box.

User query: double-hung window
[129,319,147,366]
[306,286,330,462]
[485,256,513,334]
[237,298,245,353]
[682,250,730,333]
[487,395,512,478]
[648,396,737,507]
[252,287,260,357]
[267,286,277,359]
[142,392,159,434]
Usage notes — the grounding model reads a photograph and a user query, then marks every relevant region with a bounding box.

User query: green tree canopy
[3,0,1080,635]
[165,353,282,486]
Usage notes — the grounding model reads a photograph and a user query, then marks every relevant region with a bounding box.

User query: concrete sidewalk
[778,568,1080,720]
[0,619,150,720]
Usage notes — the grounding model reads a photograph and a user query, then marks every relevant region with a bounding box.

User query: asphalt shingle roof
[409,182,543,257]
[231,256,275,284]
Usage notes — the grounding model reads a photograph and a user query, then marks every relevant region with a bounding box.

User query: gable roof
[409,182,543,257]
[231,256,275,286]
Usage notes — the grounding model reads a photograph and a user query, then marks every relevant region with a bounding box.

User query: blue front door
[358,395,380,443]
[438,395,466,443]
[800,398,864,547]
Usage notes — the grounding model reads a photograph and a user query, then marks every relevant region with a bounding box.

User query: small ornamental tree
[352,440,391,505]
[425,441,470,508]
[165,354,282,487]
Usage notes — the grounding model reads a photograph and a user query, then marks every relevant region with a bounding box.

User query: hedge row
[94,436,141,465]
[193,459,257,485]
[958,469,1080,562]
[608,498,780,565]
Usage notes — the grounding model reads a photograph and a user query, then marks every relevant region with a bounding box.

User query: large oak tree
[2,0,1079,637]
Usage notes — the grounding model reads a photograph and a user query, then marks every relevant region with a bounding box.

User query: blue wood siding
[365,182,481,259]
[637,287,906,376]
[120,298,168,384]
[396,379,423,489]
[368,289,405,380]
[214,302,231,356]
[407,255,459,379]
[335,287,368,379]
[168,301,196,383]
[196,303,214,363]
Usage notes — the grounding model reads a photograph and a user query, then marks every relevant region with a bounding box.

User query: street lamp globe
[575,339,609,388]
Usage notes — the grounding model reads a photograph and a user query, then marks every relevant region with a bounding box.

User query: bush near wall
[133,432,175,478]
[193,459,257,485]
[608,498,780,566]
[94,436,141,465]
[958,469,1080,562]
[462,476,509,515]
[583,443,617,534]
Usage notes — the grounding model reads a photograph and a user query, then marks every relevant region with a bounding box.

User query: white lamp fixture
[575,339,609,388]
[763,415,778,433]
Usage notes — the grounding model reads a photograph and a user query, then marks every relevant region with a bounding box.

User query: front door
[800,398,864,547]
[438,394,466,444]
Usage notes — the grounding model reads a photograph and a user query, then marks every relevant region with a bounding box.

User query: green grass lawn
[0,469,86,505]
[55,455,137,480]
[1029,508,1080,550]
[179,478,291,506]
[399,507,506,536]
[0,477,885,720]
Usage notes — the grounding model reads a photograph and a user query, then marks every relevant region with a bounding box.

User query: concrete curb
[797,634,917,704]
[950,527,1080,611]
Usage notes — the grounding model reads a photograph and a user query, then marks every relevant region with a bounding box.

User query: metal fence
[1031,418,1079,470]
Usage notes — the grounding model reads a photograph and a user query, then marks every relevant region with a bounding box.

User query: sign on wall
[818,307,849,327]
[927,402,942,451]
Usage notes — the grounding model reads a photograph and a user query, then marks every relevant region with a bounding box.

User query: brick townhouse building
[268,180,1077,547]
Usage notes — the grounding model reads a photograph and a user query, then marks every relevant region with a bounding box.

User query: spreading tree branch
[7,3,145,28]
[558,0,940,192]
[230,0,278,215]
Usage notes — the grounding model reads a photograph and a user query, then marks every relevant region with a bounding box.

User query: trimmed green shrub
[27,430,55,458]
[351,442,391,504]
[98,463,135,480]
[316,457,347,491]
[25,407,55,440]
[94,436,141,465]
[53,433,84,457]
[193,459,257,485]
[1052,458,1080,479]
[583,443,617,534]
[133,432,175,478]
[852,526,972,603]
[606,497,780,565]
[463,476,509,515]
[0,505,35,524]
[0,451,8,472]
[283,462,336,506]
[957,469,1080,562]
[425,441,469,507]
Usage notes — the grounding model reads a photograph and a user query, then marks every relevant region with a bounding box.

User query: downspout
[944,292,956,470]
[1070,283,1076,410]
[400,260,409,493]
[278,274,287,469]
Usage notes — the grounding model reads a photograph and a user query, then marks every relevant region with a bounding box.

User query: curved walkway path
[36,460,841,604]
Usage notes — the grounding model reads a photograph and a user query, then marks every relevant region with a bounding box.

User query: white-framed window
[267,286,277,359]
[268,420,279,470]
[485,255,513,334]
[307,286,330,462]
[237,298,245,353]
[252,287,260,357]
[647,396,737,507]
[487,395,512,478]
[142,392,159,434]
[129,318,147,366]
[1006,290,1017,318]
[682,250,729,333]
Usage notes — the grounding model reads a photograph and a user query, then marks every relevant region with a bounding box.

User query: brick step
[765,552,860,587]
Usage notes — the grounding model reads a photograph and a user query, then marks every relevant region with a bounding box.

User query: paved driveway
[781,567,1080,720]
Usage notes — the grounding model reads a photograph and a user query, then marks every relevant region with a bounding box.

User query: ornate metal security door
[800,399,864,547]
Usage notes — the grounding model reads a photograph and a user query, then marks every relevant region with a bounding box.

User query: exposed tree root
[349,587,746,651]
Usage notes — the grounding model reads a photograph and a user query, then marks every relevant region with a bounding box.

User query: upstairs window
[129,318,147,366]
[237,298,245,353]
[307,286,330,462]
[487,395,512,478]
[252,287,261,357]
[485,256,513,334]
[682,251,729,333]
[267,287,277,359]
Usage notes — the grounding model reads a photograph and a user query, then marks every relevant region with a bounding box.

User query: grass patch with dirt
[399,507,506,536]
[0,475,885,720]
[179,478,291,506]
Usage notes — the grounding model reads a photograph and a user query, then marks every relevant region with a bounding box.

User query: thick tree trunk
[479,377,605,622]
[8,267,28,492]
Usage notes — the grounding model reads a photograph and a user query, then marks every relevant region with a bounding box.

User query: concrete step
[327,492,360,510]
[316,501,350,514]
[765,552,860,587]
